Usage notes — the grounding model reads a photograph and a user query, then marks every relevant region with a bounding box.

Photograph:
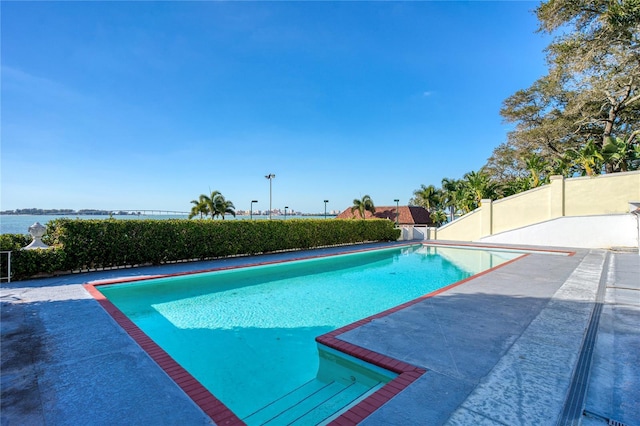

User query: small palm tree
[567,141,603,176]
[351,195,376,219]
[214,194,236,219]
[441,178,462,222]
[200,190,222,219]
[549,156,572,177]
[189,190,236,220]
[430,210,448,227]
[503,177,531,197]
[602,136,631,172]
[410,184,441,211]
[188,195,210,219]
[463,170,500,207]
[523,153,549,188]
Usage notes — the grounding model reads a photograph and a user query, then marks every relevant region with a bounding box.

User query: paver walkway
[582,252,640,426]
[345,249,602,425]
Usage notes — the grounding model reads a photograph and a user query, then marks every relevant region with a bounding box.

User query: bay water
[1,214,331,235]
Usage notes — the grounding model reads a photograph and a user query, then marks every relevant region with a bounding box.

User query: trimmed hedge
[0,234,67,280]
[3,218,400,280]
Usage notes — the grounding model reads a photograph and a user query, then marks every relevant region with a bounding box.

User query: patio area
[1,242,638,425]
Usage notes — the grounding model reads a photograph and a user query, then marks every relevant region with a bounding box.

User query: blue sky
[2,1,549,214]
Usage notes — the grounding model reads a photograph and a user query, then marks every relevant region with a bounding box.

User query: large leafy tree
[351,195,376,219]
[487,0,639,178]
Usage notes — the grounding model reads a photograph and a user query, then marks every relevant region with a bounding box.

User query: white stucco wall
[398,226,436,241]
[435,171,640,243]
[564,172,640,216]
[436,209,482,241]
[492,186,550,234]
[479,214,639,249]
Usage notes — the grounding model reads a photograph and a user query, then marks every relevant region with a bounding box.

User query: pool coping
[84,242,575,426]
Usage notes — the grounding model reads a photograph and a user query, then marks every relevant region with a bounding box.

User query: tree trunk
[602,104,618,173]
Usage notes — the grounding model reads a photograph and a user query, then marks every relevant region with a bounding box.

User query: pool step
[243,378,380,425]
[289,381,384,426]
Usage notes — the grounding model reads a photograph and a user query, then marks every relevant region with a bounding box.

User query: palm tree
[523,153,549,188]
[351,195,376,219]
[503,177,531,197]
[199,190,222,219]
[567,141,603,176]
[456,184,477,214]
[441,178,461,222]
[430,210,448,227]
[601,136,637,173]
[213,194,236,219]
[549,156,572,177]
[463,170,500,207]
[410,184,441,211]
[188,195,210,219]
[189,190,236,220]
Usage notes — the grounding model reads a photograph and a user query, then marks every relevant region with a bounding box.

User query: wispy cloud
[422,90,434,97]
[1,65,88,104]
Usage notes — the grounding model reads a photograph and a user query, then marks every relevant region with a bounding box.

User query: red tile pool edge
[85,242,420,286]
[316,249,551,425]
[84,242,574,425]
[424,240,577,256]
[83,284,245,425]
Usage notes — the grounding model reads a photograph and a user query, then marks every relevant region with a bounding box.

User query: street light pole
[284,206,288,219]
[324,200,329,219]
[394,199,400,226]
[265,174,275,220]
[250,200,258,220]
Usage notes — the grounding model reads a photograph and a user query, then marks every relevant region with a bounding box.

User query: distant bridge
[110,210,190,216]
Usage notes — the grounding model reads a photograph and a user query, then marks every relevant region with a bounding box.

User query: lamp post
[265,174,275,220]
[250,200,258,220]
[324,200,329,219]
[284,206,288,220]
[394,199,400,226]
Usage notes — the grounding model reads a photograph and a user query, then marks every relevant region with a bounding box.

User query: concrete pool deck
[1,242,638,425]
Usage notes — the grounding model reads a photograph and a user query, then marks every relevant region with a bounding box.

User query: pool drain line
[556,251,610,426]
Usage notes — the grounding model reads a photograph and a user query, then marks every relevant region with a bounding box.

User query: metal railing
[1,251,11,283]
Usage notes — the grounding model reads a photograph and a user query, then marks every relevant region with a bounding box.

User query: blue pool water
[99,245,521,423]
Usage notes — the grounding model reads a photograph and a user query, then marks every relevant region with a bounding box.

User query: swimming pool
[96,244,522,424]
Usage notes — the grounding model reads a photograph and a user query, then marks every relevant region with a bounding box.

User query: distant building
[336,206,433,225]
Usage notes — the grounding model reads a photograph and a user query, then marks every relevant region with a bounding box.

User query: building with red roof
[336,206,433,225]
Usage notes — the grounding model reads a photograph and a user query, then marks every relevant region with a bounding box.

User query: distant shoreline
[1,213,338,235]
[0,210,187,216]
[0,212,338,217]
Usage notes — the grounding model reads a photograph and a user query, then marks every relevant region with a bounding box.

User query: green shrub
[0,234,31,251]
[0,233,68,281]
[6,218,400,280]
[9,248,68,280]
